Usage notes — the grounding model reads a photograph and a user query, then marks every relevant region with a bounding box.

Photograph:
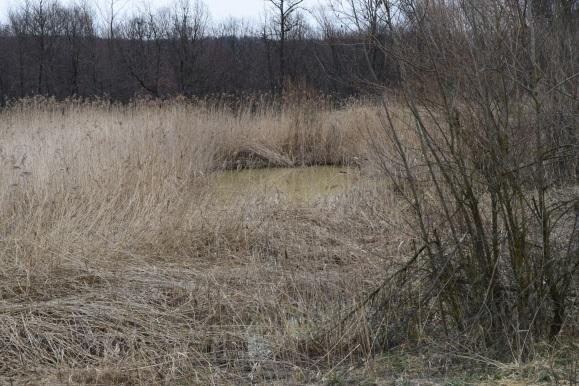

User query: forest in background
[0,0,406,102]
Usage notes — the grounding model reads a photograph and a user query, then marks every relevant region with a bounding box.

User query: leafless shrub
[363,0,578,361]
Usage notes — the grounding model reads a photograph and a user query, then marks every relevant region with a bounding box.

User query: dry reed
[0,97,405,385]
[2,97,573,385]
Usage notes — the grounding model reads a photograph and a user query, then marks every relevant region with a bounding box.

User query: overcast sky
[0,0,321,24]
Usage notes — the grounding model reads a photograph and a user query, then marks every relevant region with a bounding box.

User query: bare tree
[30,0,63,94]
[327,0,399,86]
[120,6,167,97]
[265,0,305,95]
[61,1,95,95]
[167,0,208,96]
[96,0,127,96]
[9,0,62,95]
[8,1,32,97]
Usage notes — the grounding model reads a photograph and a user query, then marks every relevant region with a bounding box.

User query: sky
[0,0,320,24]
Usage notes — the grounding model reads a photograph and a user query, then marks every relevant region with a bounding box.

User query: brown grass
[1,97,575,385]
[0,97,408,384]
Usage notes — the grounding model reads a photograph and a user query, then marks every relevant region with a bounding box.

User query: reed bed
[2,97,574,385]
[0,97,409,384]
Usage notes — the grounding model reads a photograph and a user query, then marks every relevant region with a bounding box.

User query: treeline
[0,0,401,103]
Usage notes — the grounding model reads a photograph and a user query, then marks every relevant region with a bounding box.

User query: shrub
[367,0,578,361]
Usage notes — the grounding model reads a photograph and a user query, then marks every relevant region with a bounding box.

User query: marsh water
[209,166,358,202]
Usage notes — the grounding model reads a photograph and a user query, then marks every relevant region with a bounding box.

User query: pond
[208,166,359,202]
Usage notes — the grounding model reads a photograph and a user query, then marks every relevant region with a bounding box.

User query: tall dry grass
[0,96,409,384]
[0,96,381,269]
[0,94,575,384]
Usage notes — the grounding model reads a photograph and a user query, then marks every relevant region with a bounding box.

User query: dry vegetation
[1,95,575,385]
[0,97,409,385]
[0,0,577,383]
